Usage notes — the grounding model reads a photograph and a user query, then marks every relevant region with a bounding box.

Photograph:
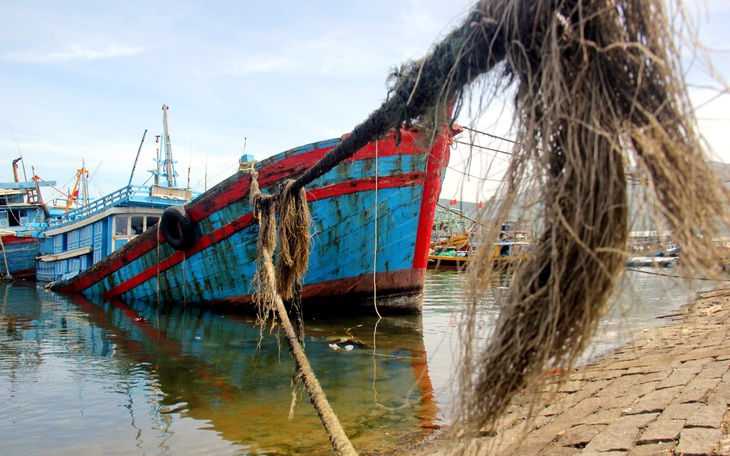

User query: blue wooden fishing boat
[0,158,57,280]
[49,124,457,314]
[36,104,194,283]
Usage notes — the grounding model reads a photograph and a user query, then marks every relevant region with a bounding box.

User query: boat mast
[161,104,177,188]
[65,163,89,213]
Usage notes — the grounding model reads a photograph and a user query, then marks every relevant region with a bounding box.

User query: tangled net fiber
[450,0,730,444]
[245,0,727,453]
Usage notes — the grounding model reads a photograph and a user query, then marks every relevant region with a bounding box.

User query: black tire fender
[160,206,196,251]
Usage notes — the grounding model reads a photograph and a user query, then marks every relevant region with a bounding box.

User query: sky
[1,1,729,204]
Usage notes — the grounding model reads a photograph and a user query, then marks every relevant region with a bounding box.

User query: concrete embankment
[389,286,730,455]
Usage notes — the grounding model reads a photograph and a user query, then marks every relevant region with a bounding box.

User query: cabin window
[147,216,159,228]
[114,216,129,236]
[131,216,145,235]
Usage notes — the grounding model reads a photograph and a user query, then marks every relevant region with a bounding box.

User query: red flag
[478,201,483,209]
[449,199,457,205]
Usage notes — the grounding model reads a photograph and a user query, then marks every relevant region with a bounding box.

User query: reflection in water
[0,269,716,455]
[0,282,436,455]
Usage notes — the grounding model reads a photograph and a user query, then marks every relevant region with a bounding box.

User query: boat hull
[1,235,40,280]
[52,127,454,315]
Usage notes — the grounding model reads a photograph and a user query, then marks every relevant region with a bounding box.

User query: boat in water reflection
[0,282,437,455]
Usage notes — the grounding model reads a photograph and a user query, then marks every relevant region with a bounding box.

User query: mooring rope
[248,172,357,456]
[626,267,730,281]
[373,139,382,319]
[0,235,12,280]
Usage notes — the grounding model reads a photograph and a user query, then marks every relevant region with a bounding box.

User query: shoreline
[383,286,730,455]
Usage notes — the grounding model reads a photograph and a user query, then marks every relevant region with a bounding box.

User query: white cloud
[5,44,146,63]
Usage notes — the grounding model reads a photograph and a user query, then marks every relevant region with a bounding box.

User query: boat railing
[45,185,174,229]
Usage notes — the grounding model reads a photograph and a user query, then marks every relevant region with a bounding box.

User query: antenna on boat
[4,118,28,182]
[154,135,161,186]
[128,129,148,187]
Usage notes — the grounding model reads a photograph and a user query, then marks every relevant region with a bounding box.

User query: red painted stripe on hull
[413,137,451,269]
[185,133,423,223]
[306,173,423,201]
[106,214,254,296]
[202,268,426,314]
[0,236,39,246]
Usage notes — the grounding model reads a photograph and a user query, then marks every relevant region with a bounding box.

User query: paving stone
[556,424,605,449]
[595,375,641,398]
[578,408,623,426]
[625,386,682,415]
[675,427,722,455]
[627,441,676,456]
[696,360,729,380]
[582,413,659,452]
[685,404,727,429]
[557,380,584,393]
[528,414,553,431]
[659,402,701,420]
[530,443,581,455]
[667,345,693,358]
[498,434,552,455]
[635,418,684,444]
[529,402,606,447]
[722,368,730,384]
[656,368,698,390]
[590,369,630,381]
[706,381,730,405]
[577,379,614,398]
[540,396,603,420]
[682,358,712,371]
[700,331,726,348]
[676,376,721,404]
[617,380,658,399]
[625,365,672,377]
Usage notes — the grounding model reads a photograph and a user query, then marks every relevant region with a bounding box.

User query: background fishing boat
[427,240,531,271]
[36,104,194,283]
[428,220,531,271]
[626,246,680,268]
[0,158,56,280]
[50,124,457,315]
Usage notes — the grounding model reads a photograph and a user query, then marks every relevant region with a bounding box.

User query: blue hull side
[1,236,40,280]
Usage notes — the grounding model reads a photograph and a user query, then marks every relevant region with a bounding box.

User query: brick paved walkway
[392,287,730,455]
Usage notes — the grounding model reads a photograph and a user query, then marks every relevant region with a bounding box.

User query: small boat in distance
[49,123,458,315]
[428,220,532,271]
[0,158,56,280]
[36,104,193,282]
[626,246,680,268]
[427,239,531,271]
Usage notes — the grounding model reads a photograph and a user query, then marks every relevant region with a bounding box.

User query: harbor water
[0,269,714,455]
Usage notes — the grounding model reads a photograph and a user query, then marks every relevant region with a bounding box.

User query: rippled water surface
[0,269,714,455]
